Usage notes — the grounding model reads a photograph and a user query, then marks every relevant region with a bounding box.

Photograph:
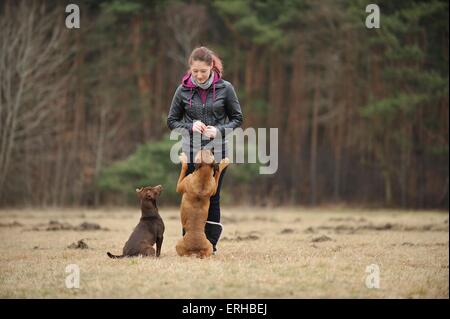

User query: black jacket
[167,78,243,157]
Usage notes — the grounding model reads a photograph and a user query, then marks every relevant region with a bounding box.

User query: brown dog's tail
[107,252,125,259]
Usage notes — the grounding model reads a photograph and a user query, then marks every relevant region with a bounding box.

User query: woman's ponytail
[211,53,223,77]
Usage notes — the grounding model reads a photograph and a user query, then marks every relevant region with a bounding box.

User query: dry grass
[0,206,448,298]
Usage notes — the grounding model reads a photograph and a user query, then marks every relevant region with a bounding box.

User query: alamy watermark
[169,127,278,175]
[365,264,380,289]
[65,4,80,29]
[65,264,80,289]
[365,4,381,29]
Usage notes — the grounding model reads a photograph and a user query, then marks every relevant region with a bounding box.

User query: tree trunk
[132,15,151,141]
[286,45,305,204]
[310,74,320,206]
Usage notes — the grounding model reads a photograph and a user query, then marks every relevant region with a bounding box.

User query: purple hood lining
[181,72,221,107]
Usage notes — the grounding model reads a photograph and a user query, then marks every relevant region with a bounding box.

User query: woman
[167,46,243,254]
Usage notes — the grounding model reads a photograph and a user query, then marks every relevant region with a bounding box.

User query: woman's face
[190,60,212,84]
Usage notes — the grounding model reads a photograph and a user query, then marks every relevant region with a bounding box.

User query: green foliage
[100,0,142,15]
[361,0,448,154]
[212,0,306,48]
[97,134,264,204]
[97,137,181,205]
[50,0,450,208]
[227,140,262,184]
[361,93,427,119]
[253,99,268,114]
[385,45,424,63]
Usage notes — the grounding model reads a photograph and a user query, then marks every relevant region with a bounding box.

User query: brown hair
[188,46,223,77]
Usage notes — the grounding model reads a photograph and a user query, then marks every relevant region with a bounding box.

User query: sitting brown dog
[175,150,229,258]
[107,185,165,258]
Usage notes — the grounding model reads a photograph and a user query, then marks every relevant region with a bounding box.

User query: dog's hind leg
[175,239,188,256]
[137,240,156,257]
[197,240,213,258]
[197,245,213,258]
[141,246,156,257]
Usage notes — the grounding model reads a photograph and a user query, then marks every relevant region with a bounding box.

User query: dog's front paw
[179,152,188,165]
[219,158,230,171]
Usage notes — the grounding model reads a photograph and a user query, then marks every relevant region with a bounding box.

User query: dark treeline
[0,0,448,208]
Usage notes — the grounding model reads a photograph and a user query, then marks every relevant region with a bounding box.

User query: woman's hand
[192,120,206,134]
[204,126,217,139]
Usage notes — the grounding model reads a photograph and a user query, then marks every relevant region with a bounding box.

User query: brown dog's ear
[153,185,163,196]
[136,187,143,193]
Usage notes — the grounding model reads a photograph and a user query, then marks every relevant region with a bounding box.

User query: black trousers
[182,162,227,251]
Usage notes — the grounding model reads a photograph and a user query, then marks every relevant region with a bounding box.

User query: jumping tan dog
[175,150,229,258]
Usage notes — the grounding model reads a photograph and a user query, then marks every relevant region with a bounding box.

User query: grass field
[0,206,448,298]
